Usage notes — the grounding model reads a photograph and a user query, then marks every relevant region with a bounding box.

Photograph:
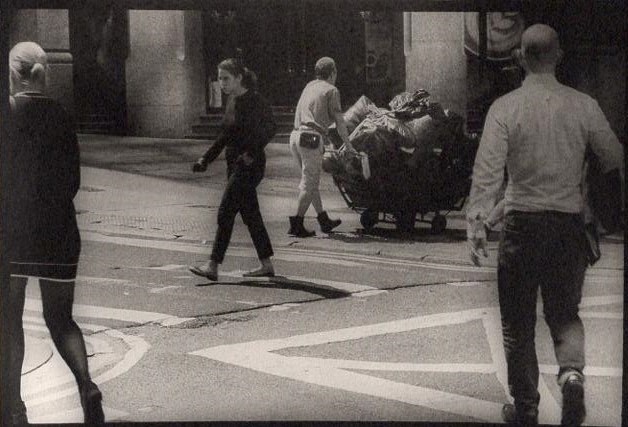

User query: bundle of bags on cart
[324,89,479,198]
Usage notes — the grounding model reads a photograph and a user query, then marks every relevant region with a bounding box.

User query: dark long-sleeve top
[201,90,276,174]
[2,92,81,275]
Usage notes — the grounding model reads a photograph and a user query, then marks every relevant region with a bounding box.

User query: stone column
[126,10,204,138]
[404,12,467,119]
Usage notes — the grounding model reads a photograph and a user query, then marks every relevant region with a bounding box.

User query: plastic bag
[405,115,442,147]
[344,95,376,134]
[389,89,431,119]
[369,115,416,148]
[349,119,399,158]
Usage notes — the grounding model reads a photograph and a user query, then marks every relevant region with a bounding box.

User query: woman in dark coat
[2,42,104,425]
[189,58,277,280]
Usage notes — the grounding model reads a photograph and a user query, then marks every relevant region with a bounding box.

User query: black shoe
[288,216,315,237]
[317,211,341,233]
[81,381,105,425]
[561,374,586,426]
[502,403,538,426]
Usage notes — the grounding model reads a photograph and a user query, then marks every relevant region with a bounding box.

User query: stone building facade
[6,4,625,141]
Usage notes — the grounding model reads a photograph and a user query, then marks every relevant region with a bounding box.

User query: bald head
[520,24,562,72]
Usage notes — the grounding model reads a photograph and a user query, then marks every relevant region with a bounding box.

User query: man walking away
[466,24,624,426]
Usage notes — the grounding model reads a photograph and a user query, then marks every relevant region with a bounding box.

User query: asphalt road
[22,234,623,425]
[17,134,625,425]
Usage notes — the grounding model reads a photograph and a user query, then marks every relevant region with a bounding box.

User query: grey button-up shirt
[467,73,623,225]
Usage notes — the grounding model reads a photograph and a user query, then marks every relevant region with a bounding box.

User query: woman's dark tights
[6,276,92,409]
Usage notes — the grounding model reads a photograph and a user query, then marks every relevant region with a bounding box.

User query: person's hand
[192,157,208,173]
[467,217,488,266]
[469,234,488,266]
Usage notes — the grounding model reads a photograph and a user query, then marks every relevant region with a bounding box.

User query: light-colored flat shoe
[189,265,218,281]
[242,267,275,278]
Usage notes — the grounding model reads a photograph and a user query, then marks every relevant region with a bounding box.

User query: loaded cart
[330,134,478,233]
[324,90,479,234]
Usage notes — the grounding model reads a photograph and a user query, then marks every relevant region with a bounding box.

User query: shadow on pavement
[194,275,350,299]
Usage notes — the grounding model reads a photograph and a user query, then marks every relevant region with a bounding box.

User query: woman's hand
[192,157,208,173]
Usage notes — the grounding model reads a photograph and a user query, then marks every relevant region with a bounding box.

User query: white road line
[24,297,192,326]
[291,358,496,373]
[91,329,150,385]
[82,232,382,294]
[276,253,365,267]
[149,285,183,293]
[448,281,485,286]
[539,365,623,377]
[192,309,504,423]
[29,405,127,424]
[275,246,498,273]
[197,307,491,353]
[268,303,302,311]
[76,275,131,285]
[580,311,622,319]
[143,264,188,271]
[191,295,622,424]
[78,265,377,296]
[82,232,366,268]
[481,310,511,400]
[81,231,495,273]
[22,324,149,408]
[81,231,624,277]
[579,295,624,307]
[21,331,114,399]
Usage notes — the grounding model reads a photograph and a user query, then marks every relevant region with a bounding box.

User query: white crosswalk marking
[24,297,191,325]
[20,294,178,422]
[191,295,623,425]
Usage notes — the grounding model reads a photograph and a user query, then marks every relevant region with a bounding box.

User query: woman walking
[189,59,277,280]
[2,42,104,425]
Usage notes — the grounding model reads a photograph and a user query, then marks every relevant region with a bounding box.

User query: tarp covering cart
[324,90,479,233]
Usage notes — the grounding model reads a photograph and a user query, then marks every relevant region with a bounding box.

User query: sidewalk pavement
[74,163,488,266]
[74,135,624,270]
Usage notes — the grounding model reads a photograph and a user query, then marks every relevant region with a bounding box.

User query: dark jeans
[498,210,588,414]
[211,163,273,264]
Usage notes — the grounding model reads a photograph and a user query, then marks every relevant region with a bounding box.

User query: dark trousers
[498,210,588,413]
[211,163,273,264]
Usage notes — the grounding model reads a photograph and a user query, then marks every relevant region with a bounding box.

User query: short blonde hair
[9,41,48,89]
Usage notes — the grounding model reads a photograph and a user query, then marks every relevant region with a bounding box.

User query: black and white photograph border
[0,0,625,425]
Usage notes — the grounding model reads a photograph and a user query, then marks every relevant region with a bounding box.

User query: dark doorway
[202,6,366,109]
[299,5,366,108]
[69,4,129,134]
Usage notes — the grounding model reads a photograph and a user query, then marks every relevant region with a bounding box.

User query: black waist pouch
[299,132,321,149]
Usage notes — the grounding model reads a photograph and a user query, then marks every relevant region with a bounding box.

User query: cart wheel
[396,211,416,233]
[360,210,378,230]
[431,214,447,234]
